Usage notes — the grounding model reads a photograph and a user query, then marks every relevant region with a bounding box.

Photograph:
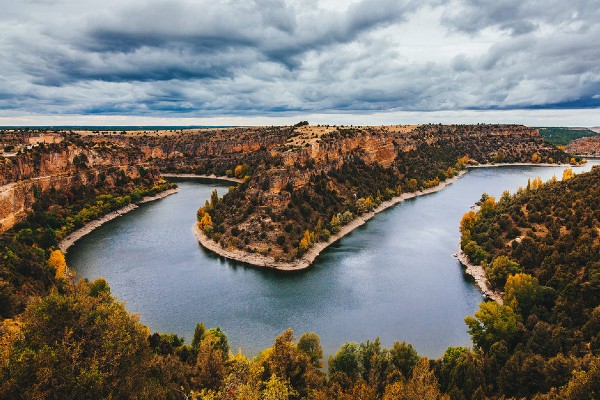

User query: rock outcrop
[0,141,158,233]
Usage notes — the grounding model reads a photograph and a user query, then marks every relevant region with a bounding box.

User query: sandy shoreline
[454,249,503,303]
[59,188,179,253]
[468,161,586,169]
[194,171,468,271]
[161,173,243,183]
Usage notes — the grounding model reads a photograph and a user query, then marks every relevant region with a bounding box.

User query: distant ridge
[0,125,236,130]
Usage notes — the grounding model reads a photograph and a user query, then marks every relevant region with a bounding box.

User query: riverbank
[195,170,467,271]
[59,188,179,253]
[467,162,575,168]
[161,173,243,183]
[454,249,503,303]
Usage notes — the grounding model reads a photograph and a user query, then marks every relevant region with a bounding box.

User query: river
[66,161,599,359]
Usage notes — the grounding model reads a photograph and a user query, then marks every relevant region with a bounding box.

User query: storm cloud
[0,0,598,121]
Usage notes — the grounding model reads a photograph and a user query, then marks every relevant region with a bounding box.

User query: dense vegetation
[459,166,600,399]
[537,127,599,146]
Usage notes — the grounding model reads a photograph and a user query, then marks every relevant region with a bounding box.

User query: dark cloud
[0,0,598,118]
[441,0,600,36]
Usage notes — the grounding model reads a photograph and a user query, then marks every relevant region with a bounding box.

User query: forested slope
[459,166,600,399]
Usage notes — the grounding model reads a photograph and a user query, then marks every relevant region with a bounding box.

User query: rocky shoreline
[194,171,467,271]
[454,249,503,303]
[59,188,179,253]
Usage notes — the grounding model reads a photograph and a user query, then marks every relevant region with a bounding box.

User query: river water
[67,162,599,359]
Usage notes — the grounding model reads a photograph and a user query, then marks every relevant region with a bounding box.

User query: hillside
[459,166,600,398]
[566,135,600,157]
[193,124,569,267]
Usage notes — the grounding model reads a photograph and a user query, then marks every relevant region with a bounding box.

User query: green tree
[204,327,229,360]
[192,322,207,349]
[329,342,360,380]
[462,241,488,265]
[465,301,518,353]
[0,280,154,399]
[298,332,324,368]
[389,341,419,379]
[210,189,219,208]
[504,273,541,316]
[194,334,227,391]
[359,338,389,394]
[486,256,521,288]
[438,347,484,400]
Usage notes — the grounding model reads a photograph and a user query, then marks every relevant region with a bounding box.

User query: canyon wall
[0,143,157,233]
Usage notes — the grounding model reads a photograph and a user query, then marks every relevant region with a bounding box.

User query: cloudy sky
[1,0,599,126]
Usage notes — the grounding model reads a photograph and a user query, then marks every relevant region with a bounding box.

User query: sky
[0,0,599,126]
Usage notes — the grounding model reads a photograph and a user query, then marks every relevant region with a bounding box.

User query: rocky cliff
[0,140,159,233]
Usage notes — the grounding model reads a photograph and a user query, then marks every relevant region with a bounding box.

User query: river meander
[67,161,599,359]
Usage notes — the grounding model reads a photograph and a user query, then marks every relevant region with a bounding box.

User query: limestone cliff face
[0,182,35,233]
[0,144,157,233]
[300,131,396,168]
[0,144,147,186]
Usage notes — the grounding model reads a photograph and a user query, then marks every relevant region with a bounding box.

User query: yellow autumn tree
[48,249,67,280]
[530,176,543,190]
[234,164,250,179]
[356,197,375,214]
[262,374,298,400]
[456,155,469,169]
[330,214,341,234]
[234,165,243,178]
[315,218,323,233]
[199,213,213,233]
[562,168,574,181]
[406,179,418,192]
[480,197,496,217]
[504,273,541,315]
[299,230,312,252]
[197,206,206,221]
[460,211,478,236]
